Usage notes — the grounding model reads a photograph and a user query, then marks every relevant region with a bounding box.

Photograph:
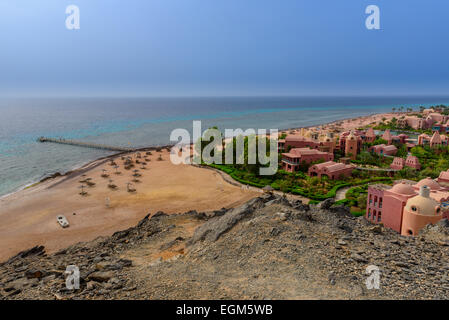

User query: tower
[345,131,358,161]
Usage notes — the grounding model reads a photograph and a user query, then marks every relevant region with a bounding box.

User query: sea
[1,96,448,197]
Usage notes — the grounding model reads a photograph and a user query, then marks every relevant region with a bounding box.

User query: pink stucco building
[369,144,398,156]
[278,135,320,152]
[307,161,354,180]
[281,148,334,172]
[338,131,362,160]
[390,155,421,170]
[405,155,421,170]
[382,129,393,144]
[418,131,448,147]
[278,135,336,153]
[366,177,449,236]
[398,112,449,131]
[390,157,405,170]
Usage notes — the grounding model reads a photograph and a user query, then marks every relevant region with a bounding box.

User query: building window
[379,197,383,209]
[368,208,371,218]
[377,211,382,222]
[373,210,377,220]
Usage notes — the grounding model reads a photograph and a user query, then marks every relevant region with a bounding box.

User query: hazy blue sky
[0,0,448,97]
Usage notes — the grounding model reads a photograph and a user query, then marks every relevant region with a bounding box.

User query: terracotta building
[308,161,353,180]
[278,135,319,152]
[382,129,393,144]
[369,144,398,156]
[418,131,448,148]
[339,131,362,160]
[405,155,421,170]
[365,127,376,143]
[278,134,336,153]
[366,177,449,236]
[438,169,449,186]
[390,155,421,170]
[390,157,405,170]
[281,148,334,173]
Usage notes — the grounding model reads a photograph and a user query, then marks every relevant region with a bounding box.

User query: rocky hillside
[1,195,448,300]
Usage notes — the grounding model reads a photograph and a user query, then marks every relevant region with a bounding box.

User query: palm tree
[392,107,396,113]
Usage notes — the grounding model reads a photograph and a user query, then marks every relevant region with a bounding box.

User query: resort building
[278,134,336,153]
[438,169,449,185]
[398,116,426,130]
[308,161,353,180]
[390,155,421,170]
[430,119,449,133]
[390,157,405,170]
[339,131,362,160]
[405,155,421,170]
[418,131,448,147]
[366,178,449,236]
[281,148,334,173]
[391,133,409,144]
[278,135,319,152]
[382,129,393,144]
[398,112,449,131]
[369,144,398,156]
[365,127,376,143]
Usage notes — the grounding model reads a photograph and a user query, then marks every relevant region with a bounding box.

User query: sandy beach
[0,149,259,262]
[0,111,398,262]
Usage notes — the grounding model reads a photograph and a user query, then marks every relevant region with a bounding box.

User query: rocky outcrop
[1,195,448,300]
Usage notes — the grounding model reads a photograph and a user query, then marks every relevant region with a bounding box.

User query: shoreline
[0,110,395,201]
[0,110,397,262]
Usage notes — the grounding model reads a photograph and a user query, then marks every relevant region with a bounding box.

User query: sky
[0,0,448,97]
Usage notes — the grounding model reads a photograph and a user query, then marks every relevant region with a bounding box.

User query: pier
[37,137,135,152]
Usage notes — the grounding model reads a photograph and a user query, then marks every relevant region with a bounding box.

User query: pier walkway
[37,137,135,153]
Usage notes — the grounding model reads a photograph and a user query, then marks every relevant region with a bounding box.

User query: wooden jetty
[37,137,135,152]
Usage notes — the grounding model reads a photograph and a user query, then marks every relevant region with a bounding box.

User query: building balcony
[281,159,300,166]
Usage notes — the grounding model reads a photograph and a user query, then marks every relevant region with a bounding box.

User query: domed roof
[391,182,415,195]
[416,178,441,190]
[347,131,357,140]
[405,193,440,216]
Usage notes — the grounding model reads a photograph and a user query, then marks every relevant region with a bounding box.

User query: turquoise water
[0,96,448,197]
